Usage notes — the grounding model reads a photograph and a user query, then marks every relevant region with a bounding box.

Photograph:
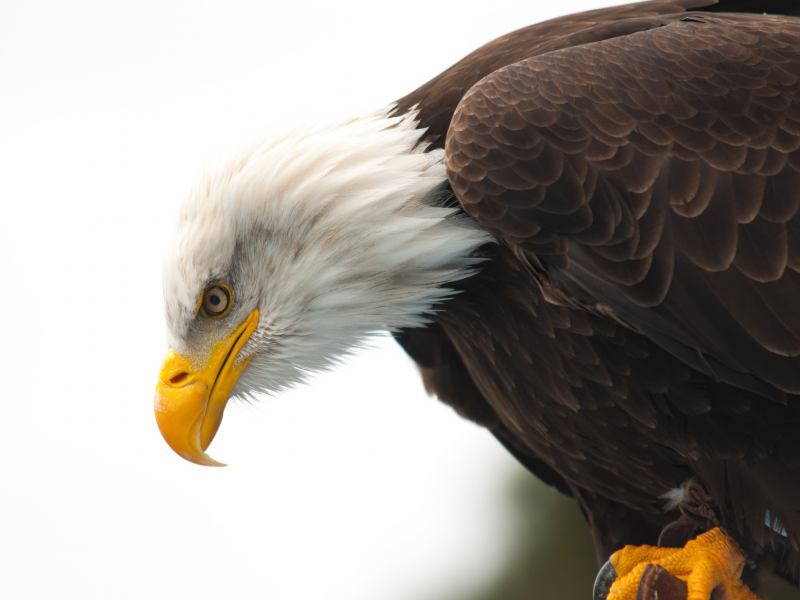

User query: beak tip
[180,450,227,468]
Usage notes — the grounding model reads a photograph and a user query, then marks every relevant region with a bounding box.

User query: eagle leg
[607,528,760,600]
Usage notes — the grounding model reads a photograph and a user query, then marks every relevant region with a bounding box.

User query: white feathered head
[154,109,490,465]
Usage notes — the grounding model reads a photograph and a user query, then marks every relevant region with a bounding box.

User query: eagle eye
[201,284,232,318]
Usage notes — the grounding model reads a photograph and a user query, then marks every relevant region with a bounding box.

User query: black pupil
[210,295,221,306]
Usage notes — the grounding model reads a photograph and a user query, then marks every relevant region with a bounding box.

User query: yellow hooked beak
[154,309,259,466]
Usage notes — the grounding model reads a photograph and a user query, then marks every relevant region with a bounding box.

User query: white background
[0,1,629,598]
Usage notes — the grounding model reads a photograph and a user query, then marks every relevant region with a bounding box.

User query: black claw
[593,559,617,600]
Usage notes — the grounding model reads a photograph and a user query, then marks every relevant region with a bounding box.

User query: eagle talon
[594,558,618,600]
[607,528,760,600]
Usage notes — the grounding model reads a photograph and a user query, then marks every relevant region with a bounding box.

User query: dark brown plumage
[393,0,800,591]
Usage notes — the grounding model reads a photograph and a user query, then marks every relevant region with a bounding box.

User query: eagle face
[154,109,491,466]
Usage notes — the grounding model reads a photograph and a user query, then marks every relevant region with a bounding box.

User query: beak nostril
[170,372,189,385]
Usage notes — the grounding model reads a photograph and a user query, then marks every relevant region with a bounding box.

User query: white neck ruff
[165,107,494,397]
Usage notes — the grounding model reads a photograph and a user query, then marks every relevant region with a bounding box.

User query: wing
[394,0,718,149]
[446,12,800,397]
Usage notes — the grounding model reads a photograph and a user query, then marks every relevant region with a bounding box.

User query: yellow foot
[608,528,760,600]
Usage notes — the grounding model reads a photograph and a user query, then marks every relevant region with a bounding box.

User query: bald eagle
[154,0,800,598]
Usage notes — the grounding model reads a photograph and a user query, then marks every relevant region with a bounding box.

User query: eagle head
[154,109,491,466]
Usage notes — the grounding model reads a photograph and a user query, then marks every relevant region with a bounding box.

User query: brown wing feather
[394,0,717,148]
[446,14,800,395]
[390,0,800,575]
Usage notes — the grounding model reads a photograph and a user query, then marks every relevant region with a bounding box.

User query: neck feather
[171,107,494,395]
